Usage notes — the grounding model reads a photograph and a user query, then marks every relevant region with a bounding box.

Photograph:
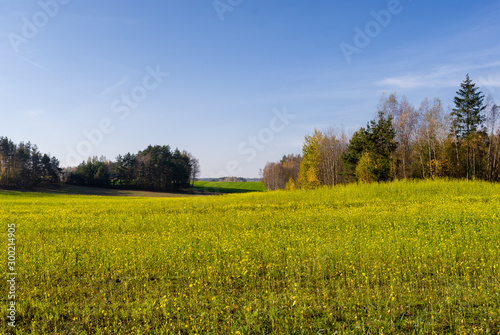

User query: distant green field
[193,181,266,193]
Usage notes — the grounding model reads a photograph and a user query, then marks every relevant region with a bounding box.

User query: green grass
[1,179,499,334]
[192,181,266,193]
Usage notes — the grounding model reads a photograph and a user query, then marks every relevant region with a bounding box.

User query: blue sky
[1,0,499,178]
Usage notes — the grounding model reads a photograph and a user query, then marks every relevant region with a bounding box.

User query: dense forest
[66,146,199,192]
[0,139,199,192]
[263,75,500,190]
[0,137,62,188]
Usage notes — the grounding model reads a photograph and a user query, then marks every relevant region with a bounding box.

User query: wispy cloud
[98,76,129,98]
[477,74,500,88]
[280,88,383,101]
[376,61,500,89]
[20,57,57,75]
[477,74,500,96]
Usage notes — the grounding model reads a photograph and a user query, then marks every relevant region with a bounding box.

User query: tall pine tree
[451,74,485,138]
[451,74,486,179]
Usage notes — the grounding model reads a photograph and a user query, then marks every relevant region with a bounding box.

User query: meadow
[192,181,266,193]
[1,179,499,334]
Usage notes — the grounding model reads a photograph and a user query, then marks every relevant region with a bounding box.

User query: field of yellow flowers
[1,179,499,334]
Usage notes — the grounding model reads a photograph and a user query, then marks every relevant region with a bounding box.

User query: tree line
[0,137,62,188]
[66,145,199,192]
[263,75,500,190]
[0,138,200,192]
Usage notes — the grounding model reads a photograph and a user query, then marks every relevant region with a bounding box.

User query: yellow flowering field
[1,179,499,334]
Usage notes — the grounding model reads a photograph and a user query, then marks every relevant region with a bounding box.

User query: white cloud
[477,74,500,90]
[376,61,500,89]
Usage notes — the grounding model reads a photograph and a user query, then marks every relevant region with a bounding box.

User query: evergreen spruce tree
[342,112,397,182]
[451,74,485,139]
[451,74,486,179]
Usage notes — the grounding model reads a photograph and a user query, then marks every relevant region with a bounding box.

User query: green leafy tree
[341,130,367,181]
[365,112,398,181]
[94,165,110,187]
[298,130,322,189]
[355,152,373,183]
[41,154,61,183]
[342,112,397,182]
